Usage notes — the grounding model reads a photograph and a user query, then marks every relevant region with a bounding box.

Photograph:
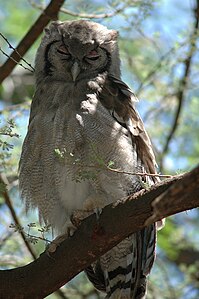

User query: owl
[19,20,159,299]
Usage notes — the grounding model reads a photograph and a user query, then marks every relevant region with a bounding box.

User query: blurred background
[0,0,198,298]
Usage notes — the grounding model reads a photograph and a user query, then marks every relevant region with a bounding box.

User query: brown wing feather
[99,74,158,183]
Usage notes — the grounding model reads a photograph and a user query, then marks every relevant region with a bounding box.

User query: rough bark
[0,166,198,299]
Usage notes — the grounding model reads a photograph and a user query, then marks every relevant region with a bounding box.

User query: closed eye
[85,49,100,61]
[57,44,70,56]
[86,55,100,61]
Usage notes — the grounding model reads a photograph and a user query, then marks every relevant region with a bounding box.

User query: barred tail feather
[85,223,156,299]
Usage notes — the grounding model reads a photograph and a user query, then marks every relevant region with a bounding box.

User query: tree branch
[0,32,35,73]
[160,0,199,168]
[28,0,125,19]
[0,173,37,260]
[0,0,65,84]
[0,165,198,299]
[0,174,68,299]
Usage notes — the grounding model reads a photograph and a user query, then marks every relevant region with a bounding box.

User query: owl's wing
[84,75,158,298]
[99,74,158,183]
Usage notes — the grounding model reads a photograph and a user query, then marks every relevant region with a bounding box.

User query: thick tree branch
[0,165,198,299]
[0,0,65,84]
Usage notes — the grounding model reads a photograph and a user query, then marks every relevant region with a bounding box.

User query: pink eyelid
[57,45,69,54]
[87,50,99,57]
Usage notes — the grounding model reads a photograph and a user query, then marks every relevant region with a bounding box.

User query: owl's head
[35,20,120,84]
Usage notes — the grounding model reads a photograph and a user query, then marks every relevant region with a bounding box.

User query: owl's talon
[67,225,76,237]
[94,207,103,221]
[46,233,68,253]
[62,220,76,237]
[71,209,93,227]
[83,194,106,210]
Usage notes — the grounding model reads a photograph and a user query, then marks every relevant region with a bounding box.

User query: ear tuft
[102,30,118,44]
[50,21,63,27]
[109,30,118,40]
[44,21,63,38]
[44,27,51,37]
[111,30,119,40]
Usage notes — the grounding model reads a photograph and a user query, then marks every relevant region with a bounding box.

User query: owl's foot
[71,209,93,227]
[47,221,76,254]
[71,194,105,227]
[93,207,103,220]
[83,194,106,211]
[62,220,77,237]
[83,194,105,221]
[47,233,68,253]
[71,208,105,240]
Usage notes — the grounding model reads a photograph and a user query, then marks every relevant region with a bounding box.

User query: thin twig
[0,102,30,114]
[0,33,35,71]
[0,0,65,83]
[28,0,125,19]
[0,132,19,138]
[24,231,52,245]
[56,148,175,178]
[160,0,199,169]
[0,231,14,249]
[135,42,186,95]
[65,160,174,178]
[0,173,68,299]
[106,166,174,178]
[60,7,124,19]
[135,27,162,55]
[0,47,34,73]
[0,173,37,259]
[156,257,177,299]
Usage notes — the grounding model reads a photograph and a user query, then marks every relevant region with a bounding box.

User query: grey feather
[19,20,159,298]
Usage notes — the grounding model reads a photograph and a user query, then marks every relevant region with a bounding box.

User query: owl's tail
[85,223,156,299]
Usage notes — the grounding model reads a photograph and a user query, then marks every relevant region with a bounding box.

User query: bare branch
[0,174,68,299]
[0,32,35,72]
[156,258,178,299]
[0,165,198,299]
[60,7,124,19]
[0,46,34,73]
[28,0,125,19]
[0,0,65,83]
[105,166,174,178]
[56,149,174,178]
[135,45,183,95]
[160,0,199,168]
[0,173,37,259]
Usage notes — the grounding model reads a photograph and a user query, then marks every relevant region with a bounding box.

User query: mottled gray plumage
[19,20,159,299]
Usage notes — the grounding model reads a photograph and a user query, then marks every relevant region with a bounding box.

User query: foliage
[0,0,198,298]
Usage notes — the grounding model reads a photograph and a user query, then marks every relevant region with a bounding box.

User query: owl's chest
[52,95,137,179]
[37,89,134,167]
[31,93,140,215]
[52,95,124,157]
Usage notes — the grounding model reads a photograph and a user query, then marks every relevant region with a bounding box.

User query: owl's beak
[71,61,81,81]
